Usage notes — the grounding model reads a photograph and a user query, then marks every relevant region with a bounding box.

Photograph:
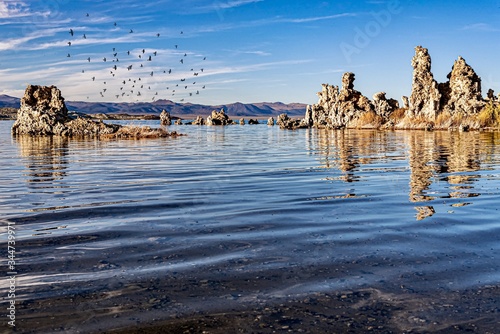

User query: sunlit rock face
[439,56,484,115]
[372,92,399,119]
[12,85,70,136]
[305,72,379,129]
[12,84,119,137]
[206,108,231,126]
[408,46,441,120]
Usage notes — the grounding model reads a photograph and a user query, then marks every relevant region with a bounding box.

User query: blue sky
[1,0,500,105]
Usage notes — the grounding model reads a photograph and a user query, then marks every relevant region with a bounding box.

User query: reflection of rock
[192,116,205,125]
[15,135,68,184]
[267,117,275,126]
[206,109,232,126]
[415,206,435,221]
[12,85,70,136]
[160,110,171,125]
[407,131,483,204]
[408,46,441,120]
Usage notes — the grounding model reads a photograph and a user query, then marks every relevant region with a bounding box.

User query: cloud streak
[461,23,499,32]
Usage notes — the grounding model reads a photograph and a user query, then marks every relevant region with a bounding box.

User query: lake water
[1,120,500,333]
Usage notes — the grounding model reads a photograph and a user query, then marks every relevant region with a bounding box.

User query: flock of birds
[66,13,208,102]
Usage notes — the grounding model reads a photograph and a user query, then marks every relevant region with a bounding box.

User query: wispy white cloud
[461,23,499,32]
[0,1,30,18]
[213,0,264,10]
[283,13,358,23]
[184,0,263,14]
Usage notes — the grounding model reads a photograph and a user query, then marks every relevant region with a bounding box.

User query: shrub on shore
[476,102,500,128]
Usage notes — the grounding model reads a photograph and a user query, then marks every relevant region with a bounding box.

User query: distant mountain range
[0,95,307,118]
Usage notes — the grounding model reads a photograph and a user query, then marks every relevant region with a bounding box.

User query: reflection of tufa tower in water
[15,136,69,186]
[406,131,483,209]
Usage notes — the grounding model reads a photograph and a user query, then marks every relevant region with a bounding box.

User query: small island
[11,85,181,139]
[281,46,500,131]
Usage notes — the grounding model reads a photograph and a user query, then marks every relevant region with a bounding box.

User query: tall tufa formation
[439,56,484,115]
[302,45,492,130]
[12,85,70,136]
[12,85,124,137]
[160,110,171,125]
[408,46,441,120]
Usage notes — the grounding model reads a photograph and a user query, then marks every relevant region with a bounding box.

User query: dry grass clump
[100,125,182,139]
[389,107,407,122]
[356,111,383,128]
[476,102,500,128]
[394,115,434,130]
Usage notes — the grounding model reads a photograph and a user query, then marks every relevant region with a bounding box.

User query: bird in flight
[129,29,134,33]
[69,29,74,36]
[67,41,71,46]
[83,34,87,39]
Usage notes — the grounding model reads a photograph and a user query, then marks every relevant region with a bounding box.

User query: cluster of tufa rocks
[289,46,498,130]
[12,85,178,139]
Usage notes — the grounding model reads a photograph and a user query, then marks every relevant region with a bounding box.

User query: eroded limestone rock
[192,116,205,125]
[160,110,171,125]
[276,113,308,129]
[267,117,275,126]
[408,46,441,120]
[12,85,70,136]
[305,72,378,128]
[206,108,231,125]
[372,92,399,119]
[439,56,484,115]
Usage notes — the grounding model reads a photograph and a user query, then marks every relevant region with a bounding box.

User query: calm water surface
[1,120,500,332]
